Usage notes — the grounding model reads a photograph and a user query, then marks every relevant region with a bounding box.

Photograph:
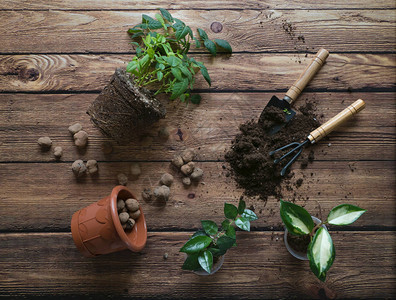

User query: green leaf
[128,28,142,34]
[198,250,213,274]
[130,32,144,39]
[200,66,211,86]
[190,94,201,104]
[157,71,163,81]
[237,199,246,215]
[190,230,207,240]
[204,39,217,56]
[126,61,137,73]
[175,25,190,41]
[179,65,192,80]
[155,13,165,26]
[159,8,174,23]
[280,200,315,236]
[193,37,201,48]
[327,204,366,226]
[201,220,218,236]
[214,39,232,53]
[142,14,163,29]
[221,219,231,230]
[171,67,183,81]
[224,203,238,220]
[235,217,250,231]
[170,78,189,100]
[241,209,258,221]
[197,28,208,40]
[217,236,235,252]
[225,225,236,239]
[180,235,212,254]
[182,253,201,270]
[164,56,180,67]
[207,247,225,257]
[307,227,335,282]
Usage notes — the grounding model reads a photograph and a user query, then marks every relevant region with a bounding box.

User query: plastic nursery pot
[193,255,225,276]
[71,185,147,257]
[284,216,327,261]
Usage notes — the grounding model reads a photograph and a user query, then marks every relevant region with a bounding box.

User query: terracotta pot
[284,216,326,260]
[193,255,225,276]
[71,185,147,257]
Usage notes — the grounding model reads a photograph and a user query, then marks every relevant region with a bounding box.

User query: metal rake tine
[273,142,305,164]
[269,142,300,157]
[280,147,304,176]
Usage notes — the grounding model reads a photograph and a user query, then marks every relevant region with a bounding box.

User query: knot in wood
[18,68,40,82]
[210,22,223,33]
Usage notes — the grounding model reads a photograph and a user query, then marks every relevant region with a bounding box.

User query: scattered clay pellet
[73,130,88,148]
[119,212,130,224]
[181,148,196,163]
[160,173,174,187]
[190,167,203,181]
[163,253,168,259]
[130,162,141,180]
[53,146,63,159]
[126,218,135,229]
[38,136,52,150]
[181,161,195,176]
[117,199,125,211]
[125,198,139,212]
[117,173,128,186]
[68,123,82,135]
[86,160,98,174]
[154,185,170,201]
[182,177,191,186]
[158,126,170,142]
[101,141,113,154]
[171,155,184,168]
[142,188,153,202]
[72,160,86,177]
[129,209,141,220]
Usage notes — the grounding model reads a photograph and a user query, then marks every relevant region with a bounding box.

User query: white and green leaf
[327,204,366,226]
[307,227,335,282]
[198,250,213,273]
[235,217,250,231]
[201,220,218,236]
[241,209,258,221]
[280,200,314,235]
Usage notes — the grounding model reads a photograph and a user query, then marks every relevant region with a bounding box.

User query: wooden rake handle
[285,48,329,103]
[308,99,366,143]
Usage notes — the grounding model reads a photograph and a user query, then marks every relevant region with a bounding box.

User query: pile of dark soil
[225,103,319,201]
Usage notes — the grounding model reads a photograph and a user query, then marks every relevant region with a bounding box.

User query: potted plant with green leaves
[180,199,258,275]
[87,8,232,144]
[280,200,366,281]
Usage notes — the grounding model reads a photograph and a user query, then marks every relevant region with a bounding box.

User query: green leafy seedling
[280,200,366,282]
[180,198,258,274]
[126,8,232,104]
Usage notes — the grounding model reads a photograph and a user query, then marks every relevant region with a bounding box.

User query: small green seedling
[280,200,366,281]
[180,199,258,274]
[127,8,232,104]
[283,108,292,115]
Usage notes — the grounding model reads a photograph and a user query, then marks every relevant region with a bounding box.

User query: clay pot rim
[109,185,147,252]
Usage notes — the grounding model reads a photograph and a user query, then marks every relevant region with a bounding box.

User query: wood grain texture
[0,92,394,162]
[0,232,395,298]
[0,161,394,231]
[1,0,394,10]
[0,53,395,92]
[0,10,394,53]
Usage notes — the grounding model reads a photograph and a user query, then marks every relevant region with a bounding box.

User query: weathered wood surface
[0,92,394,162]
[0,161,394,231]
[0,232,395,298]
[0,54,395,92]
[1,0,394,10]
[0,10,394,53]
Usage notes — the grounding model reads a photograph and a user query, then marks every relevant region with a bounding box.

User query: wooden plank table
[0,1,395,298]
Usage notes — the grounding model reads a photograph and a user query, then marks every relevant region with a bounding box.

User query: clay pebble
[181,162,195,176]
[190,167,203,181]
[181,148,196,163]
[119,212,130,224]
[125,198,139,212]
[86,160,98,174]
[73,130,88,148]
[68,123,82,135]
[171,155,184,168]
[182,177,191,186]
[38,136,52,150]
[154,185,170,201]
[130,163,141,180]
[125,218,135,229]
[160,173,174,187]
[117,199,125,211]
[53,146,63,159]
[72,160,86,177]
[117,173,128,186]
[129,209,141,220]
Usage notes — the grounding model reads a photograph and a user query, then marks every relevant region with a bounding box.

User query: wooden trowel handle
[308,99,366,144]
[285,48,329,103]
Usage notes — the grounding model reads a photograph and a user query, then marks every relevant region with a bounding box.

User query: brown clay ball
[53,146,63,159]
[117,199,125,211]
[86,160,98,174]
[160,173,174,187]
[68,123,82,135]
[130,163,141,180]
[171,155,184,168]
[154,185,170,202]
[190,167,204,181]
[181,148,196,163]
[129,209,141,220]
[119,212,130,224]
[125,198,139,212]
[125,218,135,230]
[117,173,128,186]
[182,177,191,186]
[72,160,86,177]
[73,130,88,148]
[181,162,195,176]
[142,188,153,202]
[38,136,52,150]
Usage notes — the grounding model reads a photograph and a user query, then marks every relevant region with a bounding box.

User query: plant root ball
[68,123,82,135]
[119,212,130,224]
[154,185,170,202]
[72,160,86,177]
[125,218,135,230]
[181,148,196,163]
[190,167,203,181]
[129,209,141,220]
[182,177,191,186]
[117,199,125,211]
[160,173,174,187]
[181,162,195,176]
[38,136,52,151]
[171,155,184,168]
[130,162,141,180]
[86,160,98,174]
[117,173,128,186]
[53,146,63,159]
[125,198,139,212]
[73,130,88,148]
